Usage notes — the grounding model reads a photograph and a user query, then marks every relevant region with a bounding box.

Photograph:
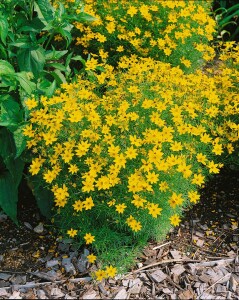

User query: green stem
[29,0,34,21]
[45,32,54,50]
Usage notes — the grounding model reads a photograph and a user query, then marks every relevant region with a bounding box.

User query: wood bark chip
[198,273,231,299]
[128,258,201,275]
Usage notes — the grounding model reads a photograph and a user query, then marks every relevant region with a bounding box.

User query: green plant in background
[67,0,216,73]
[213,0,239,41]
[0,0,94,223]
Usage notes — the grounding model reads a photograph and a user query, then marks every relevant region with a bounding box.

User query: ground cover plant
[23,50,239,277]
[70,0,216,72]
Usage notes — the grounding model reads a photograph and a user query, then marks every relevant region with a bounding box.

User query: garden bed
[0,167,238,298]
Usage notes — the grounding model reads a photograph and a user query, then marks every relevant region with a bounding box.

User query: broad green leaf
[18,17,45,33]
[0,60,15,75]
[0,127,24,187]
[17,47,45,78]
[9,37,32,48]
[46,62,67,72]
[73,12,97,23]
[0,171,18,224]
[71,55,86,65]
[45,79,56,97]
[57,26,73,47]
[0,96,22,130]
[51,69,66,84]
[37,77,56,97]
[34,0,54,24]
[45,49,68,60]
[57,2,66,17]
[0,44,7,59]
[0,14,8,45]
[14,72,36,95]
[0,75,17,91]
[65,52,73,68]
[13,126,27,158]
[29,176,53,219]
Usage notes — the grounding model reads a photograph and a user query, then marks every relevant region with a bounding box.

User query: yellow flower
[146,171,159,184]
[196,153,207,165]
[85,58,99,71]
[129,219,142,232]
[147,203,162,218]
[87,253,97,263]
[67,228,78,238]
[68,164,79,174]
[125,146,137,159]
[180,57,191,68]
[105,265,117,277]
[23,124,35,138]
[43,169,56,183]
[170,141,183,152]
[83,197,94,210]
[116,45,124,52]
[207,161,220,174]
[191,173,205,186]
[84,233,95,244]
[73,200,84,212]
[127,6,138,17]
[159,181,169,192]
[188,191,200,203]
[25,98,38,110]
[115,203,127,214]
[94,269,107,281]
[29,158,42,175]
[131,195,146,208]
[212,143,223,155]
[168,193,183,208]
[170,214,181,226]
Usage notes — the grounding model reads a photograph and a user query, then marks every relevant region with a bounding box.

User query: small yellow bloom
[25,98,38,110]
[105,265,117,278]
[84,233,95,244]
[170,214,181,226]
[67,228,78,238]
[73,200,84,212]
[115,203,127,214]
[68,164,79,174]
[87,253,97,263]
[94,269,107,281]
[83,197,94,210]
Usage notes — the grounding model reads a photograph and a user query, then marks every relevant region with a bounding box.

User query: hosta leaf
[0,171,18,224]
[0,127,24,187]
[29,175,53,219]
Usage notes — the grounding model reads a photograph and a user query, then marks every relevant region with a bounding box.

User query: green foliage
[70,0,217,73]
[213,0,239,41]
[0,127,24,223]
[0,0,94,222]
[24,52,239,271]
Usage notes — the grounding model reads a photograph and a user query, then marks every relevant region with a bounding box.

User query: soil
[0,166,238,298]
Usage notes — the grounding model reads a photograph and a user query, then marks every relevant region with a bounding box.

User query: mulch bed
[0,167,238,299]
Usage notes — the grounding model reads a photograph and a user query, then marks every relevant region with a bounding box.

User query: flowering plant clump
[23,54,239,273]
[70,0,216,72]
